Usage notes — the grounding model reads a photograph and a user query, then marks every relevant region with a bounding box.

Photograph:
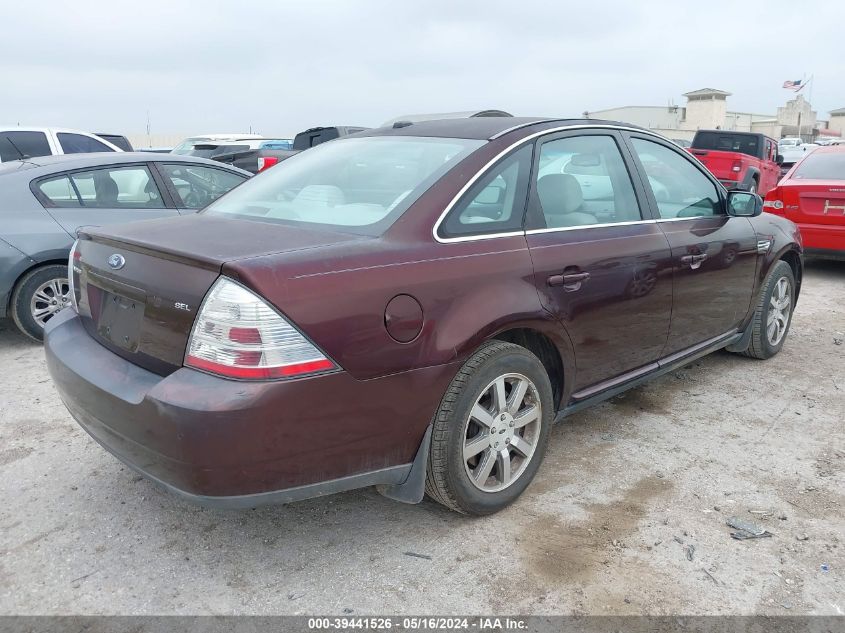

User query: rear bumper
[797,222,845,257]
[45,309,456,507]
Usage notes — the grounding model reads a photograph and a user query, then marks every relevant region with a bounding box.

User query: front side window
[38,166,163,208]
[205,136,483,235]
[0,131,51,161]
[630,138,721,219]
[160,164,247,209]
[533,135,641,228]
[439,145,532,238]
[58,133,114,154]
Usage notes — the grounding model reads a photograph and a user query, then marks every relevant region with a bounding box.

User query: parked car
[45,117,802,516]
[171,134,264,155]
[764,145,845,259]
[0,127,123,162]
[211,147,299,174]
[179,139,297,173]
[95,134,134,152]
[292,126,368,150]
[778,140,820,177]
[181,138,294,159]
[688,130,782,194]
[0,153,250,340]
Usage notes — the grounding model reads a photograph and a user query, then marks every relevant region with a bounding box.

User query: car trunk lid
[73,214,366,375]
[783,181,845,226]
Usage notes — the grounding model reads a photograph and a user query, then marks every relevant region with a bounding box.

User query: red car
[764,145,845,259]
[688,130,782,195]
[44,118,803,515]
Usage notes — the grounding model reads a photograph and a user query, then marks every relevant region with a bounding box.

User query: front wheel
[740,260,795,359]
[425,341,554,515]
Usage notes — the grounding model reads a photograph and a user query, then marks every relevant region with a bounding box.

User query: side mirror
[776,154,784,165]
[727,190,763,217]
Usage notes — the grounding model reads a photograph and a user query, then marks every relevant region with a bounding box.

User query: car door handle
[681,254,708,270]
[548,271,591,290]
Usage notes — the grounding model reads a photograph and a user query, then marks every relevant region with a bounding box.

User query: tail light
[185,277,336,380]
[257,156,279,172]
[68,239,81,312]
[731,160,742,173]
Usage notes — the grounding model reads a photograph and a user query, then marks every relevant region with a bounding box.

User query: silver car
[0,152,250,340]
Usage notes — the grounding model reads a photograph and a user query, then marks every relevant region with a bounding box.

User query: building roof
[683,88,732,97]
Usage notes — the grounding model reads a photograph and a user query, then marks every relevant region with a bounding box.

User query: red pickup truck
[687,130,783,195]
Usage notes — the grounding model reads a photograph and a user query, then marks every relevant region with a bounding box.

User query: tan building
[588,88,822,142]
[827,107,845,136]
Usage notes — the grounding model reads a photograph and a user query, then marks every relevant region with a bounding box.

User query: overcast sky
[2,1,843,138]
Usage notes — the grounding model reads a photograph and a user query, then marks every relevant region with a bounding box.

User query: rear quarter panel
[225,235,565,382]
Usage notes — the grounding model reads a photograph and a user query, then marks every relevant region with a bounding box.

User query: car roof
[360,117,647,140]
[0,152,252,177]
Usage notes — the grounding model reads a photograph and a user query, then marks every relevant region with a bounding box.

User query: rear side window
[0,131,51,161]
[57,133,114,154]
[159,164,247,209]
[792,152,845,180]
[36,175,80,207]
[36,165,164,208]
[439,145,533,238]
[533,135,641,228]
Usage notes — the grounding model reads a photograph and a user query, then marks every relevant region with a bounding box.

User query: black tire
[741,260,795,360]
[10,265,70,342]
[425,340,554,515]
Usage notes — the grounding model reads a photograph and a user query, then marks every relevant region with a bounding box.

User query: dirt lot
[0,260,842,616]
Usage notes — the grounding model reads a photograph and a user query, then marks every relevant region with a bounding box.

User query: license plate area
[97,291,145,352]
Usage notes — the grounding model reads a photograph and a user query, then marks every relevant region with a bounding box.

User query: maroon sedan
[45,118,803,515]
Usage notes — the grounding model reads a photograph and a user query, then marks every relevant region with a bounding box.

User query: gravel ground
[0,260,843,616]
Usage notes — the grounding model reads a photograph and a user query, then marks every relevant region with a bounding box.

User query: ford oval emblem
[107,254,126,270]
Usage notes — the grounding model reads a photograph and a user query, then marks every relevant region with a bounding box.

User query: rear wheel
[10,265,71,342]
[425,341,554,515]
[740,260,795,359]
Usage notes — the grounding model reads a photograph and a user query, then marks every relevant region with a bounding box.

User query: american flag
[783,79,804,91]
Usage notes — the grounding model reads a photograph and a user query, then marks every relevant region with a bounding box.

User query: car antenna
[4,136,27,160]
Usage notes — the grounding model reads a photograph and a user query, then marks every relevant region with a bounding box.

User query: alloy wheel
[462,373,542,493]
[30,277,71,328]
[767,276,791,346]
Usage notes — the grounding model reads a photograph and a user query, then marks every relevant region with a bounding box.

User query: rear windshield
[693,132,760,158]
[204,136,484,235]
[792,152,845,180]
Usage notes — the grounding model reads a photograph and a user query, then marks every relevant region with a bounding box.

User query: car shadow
[0,317,41,347]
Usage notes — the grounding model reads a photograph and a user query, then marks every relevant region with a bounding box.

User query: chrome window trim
[487,118,561,140]
[433,124,676,244]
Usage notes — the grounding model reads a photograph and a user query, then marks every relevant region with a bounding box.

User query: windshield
[204,136,484,235]
[792,152,845,180]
